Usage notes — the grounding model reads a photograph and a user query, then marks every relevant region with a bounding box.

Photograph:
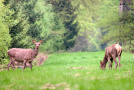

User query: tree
[5,0,33,48]
[34,0,66,53]
[98,0,134,52]
[0,0,12,64]
[71,0,102,51]
[47,0,79,49]
[3,0,67,53]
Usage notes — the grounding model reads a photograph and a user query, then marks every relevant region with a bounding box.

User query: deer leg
[12,59,15,71]
[108,58,111,70]
[29,61,32,71]
[23,60,27,71]
[113,57,118,70]
[110,59,113,69]
[118,55,122,66]
[7,58,15,71]
[118,55,122,70]
[7,60,12,71]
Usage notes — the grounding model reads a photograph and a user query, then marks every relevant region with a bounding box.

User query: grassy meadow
[0,51,134,90]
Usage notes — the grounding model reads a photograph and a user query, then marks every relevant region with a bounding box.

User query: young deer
[7,40,43,71]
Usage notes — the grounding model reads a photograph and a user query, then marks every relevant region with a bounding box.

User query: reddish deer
[7,40,43,71]
[100,44,122,70]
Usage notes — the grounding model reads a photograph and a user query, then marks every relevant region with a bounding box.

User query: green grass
[0,51,134,90]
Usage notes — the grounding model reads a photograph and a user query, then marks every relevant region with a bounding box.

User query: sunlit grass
[0,51,134,90]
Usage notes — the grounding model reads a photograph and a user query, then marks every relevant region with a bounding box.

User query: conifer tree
[34,0,66,53]
[4,0,33,48]
[0,0,12,63]
[47,0,79,49]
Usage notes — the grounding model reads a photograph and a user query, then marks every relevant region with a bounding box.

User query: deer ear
[40,40,43,44]
[32,40,36,44]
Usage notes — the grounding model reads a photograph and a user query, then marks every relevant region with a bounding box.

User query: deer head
[100,61,106,70]
[32,40,43,49]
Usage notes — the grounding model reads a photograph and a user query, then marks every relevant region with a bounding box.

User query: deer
[7,40,43,71]
[100,44,122,70]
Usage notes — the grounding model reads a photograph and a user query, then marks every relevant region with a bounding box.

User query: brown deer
[7,40,43,71]
[100,44,122,70]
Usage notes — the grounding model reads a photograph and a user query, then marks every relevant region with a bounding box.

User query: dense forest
[0,0,134,65]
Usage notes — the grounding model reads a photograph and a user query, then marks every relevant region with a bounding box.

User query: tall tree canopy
[3,0,66,53]
[0,0,12,63]
[35,0,66,52]
[47,0,79,49]
[98,0,134,51]
[71,0,102,51]
[5,0,33,48]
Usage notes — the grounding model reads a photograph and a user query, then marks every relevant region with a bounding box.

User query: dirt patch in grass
[0,83,15,88]
[34,53,48,66]
[125,71,132,73]
[75,74,81,77]
[90,76,109,80]
[67,67,85,69]
[43,82,70,90]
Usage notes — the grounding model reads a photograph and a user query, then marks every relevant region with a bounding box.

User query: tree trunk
[119,0,133,16]
[119,0,133,46]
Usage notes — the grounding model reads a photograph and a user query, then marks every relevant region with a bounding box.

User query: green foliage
[97,0,134,52]
[97,0,119,42]
[23,0,41,39]
[3,0,66,53]
[7,0,33,48]
[0,51,134,89]
[71,0,102,51]
[47,0,79,49]
[119,12,134,52]
[0,0,12,64]
[35,0,66,53]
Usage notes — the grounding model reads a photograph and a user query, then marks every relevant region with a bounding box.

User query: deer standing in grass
[100,44,122,70]
[7,40,43,71]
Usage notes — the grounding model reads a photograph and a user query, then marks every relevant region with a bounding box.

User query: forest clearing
[0,0,134,90]
[0,51,134,90]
